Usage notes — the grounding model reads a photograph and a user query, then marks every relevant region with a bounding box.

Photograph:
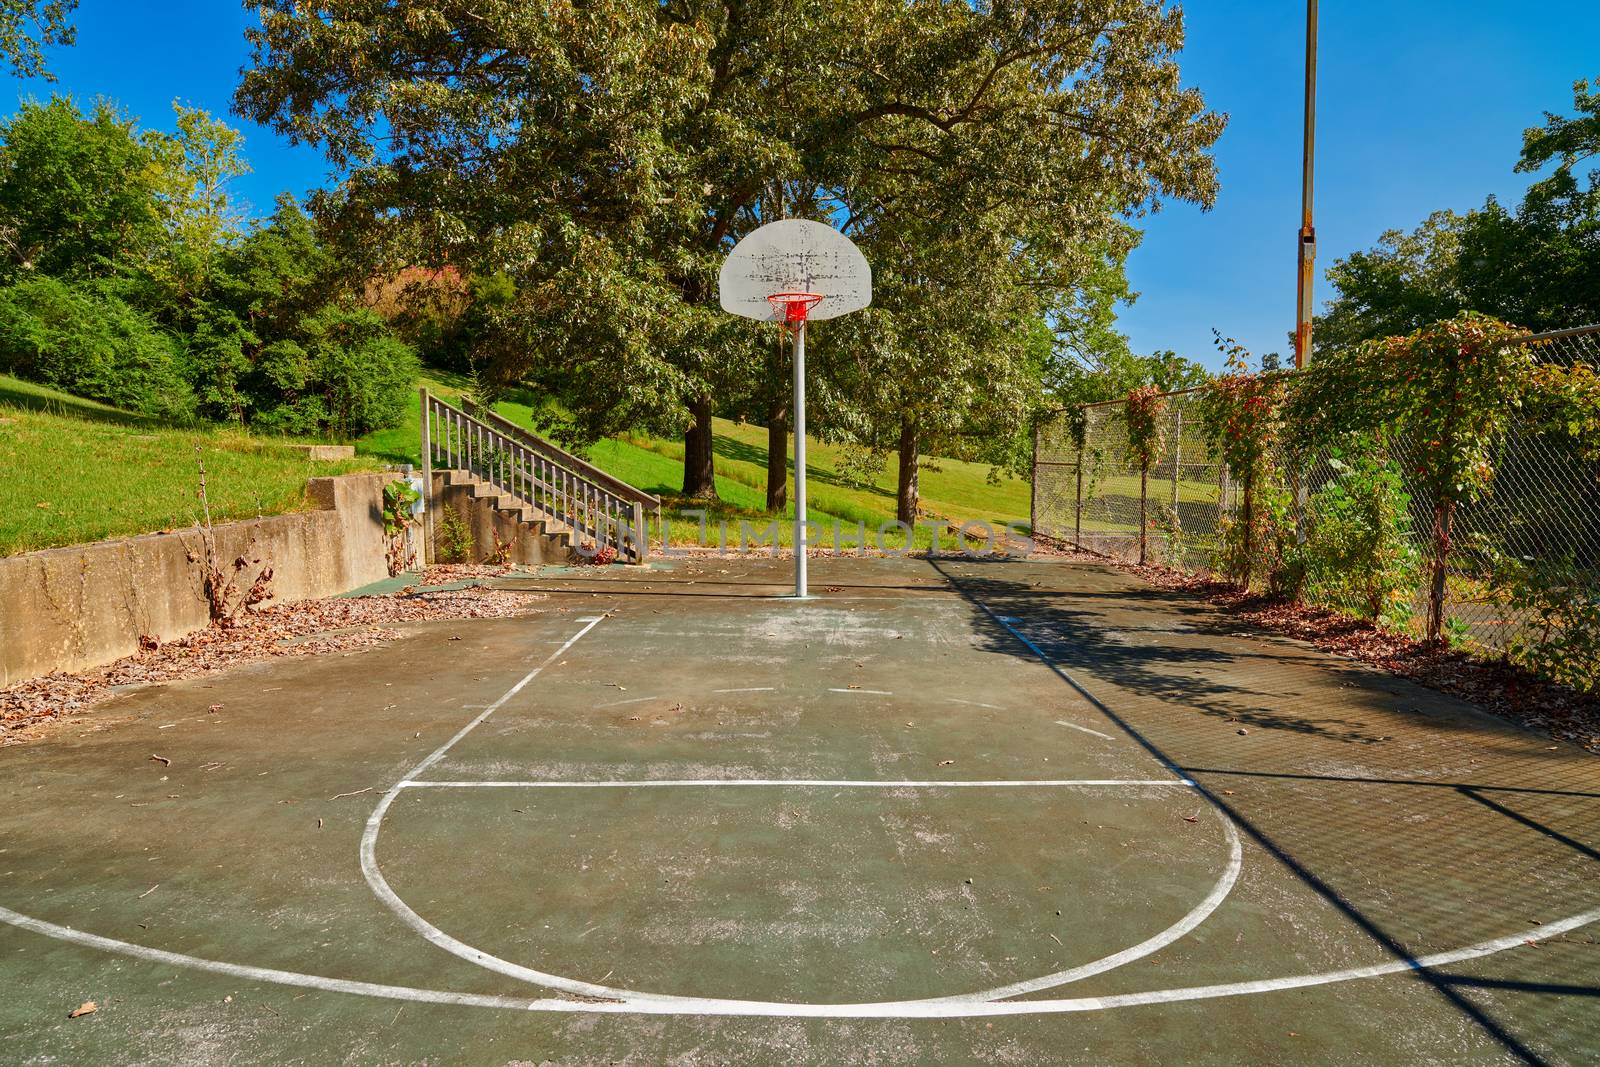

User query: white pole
[792,319,808,598]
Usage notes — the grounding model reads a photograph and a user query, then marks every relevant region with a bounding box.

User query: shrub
[1488,552,1600,693]
[435,507,474,563]
[0,274,192,419]
[1301,439,1421,627]
[246,305,418,438]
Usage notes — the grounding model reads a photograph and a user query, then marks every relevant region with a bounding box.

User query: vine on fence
[1286,311,1576,642]
[1124,385,1167,564]
[1487,551,1600,693]
[1199,332,1287,590]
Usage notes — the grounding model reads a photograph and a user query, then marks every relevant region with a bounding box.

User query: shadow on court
[932,555,1600,1065]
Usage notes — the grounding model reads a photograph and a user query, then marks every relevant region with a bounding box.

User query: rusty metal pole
[1294,0,1318,370]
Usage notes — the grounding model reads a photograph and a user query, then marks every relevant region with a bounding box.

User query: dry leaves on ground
[1,572,543,745]
[1032,536,1600,755]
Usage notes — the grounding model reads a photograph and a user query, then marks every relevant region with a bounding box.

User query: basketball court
[1,554,1596,1064]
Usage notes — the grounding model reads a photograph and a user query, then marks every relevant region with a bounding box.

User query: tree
[1517,76,1600,221]
[0,96,166,278]
[234,0,1223,502]
[146,104,252,303]
[0,0,74,81]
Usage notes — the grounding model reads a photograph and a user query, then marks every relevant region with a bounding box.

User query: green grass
[369,372,1033,549]
[1,374,381,556]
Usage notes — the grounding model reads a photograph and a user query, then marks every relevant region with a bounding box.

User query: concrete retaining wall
[0,473,391,686]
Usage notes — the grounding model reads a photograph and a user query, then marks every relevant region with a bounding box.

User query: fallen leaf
[207,704,223,713]
[148,754,170,766]
[68,1002,96,1018]
[939,759,955,767]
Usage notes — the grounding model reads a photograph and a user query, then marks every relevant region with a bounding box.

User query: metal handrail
[460,399,661,509]
[420,389,649,562]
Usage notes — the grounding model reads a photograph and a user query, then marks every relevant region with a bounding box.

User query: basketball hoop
[718,220,872,599]
[766,292,824,325]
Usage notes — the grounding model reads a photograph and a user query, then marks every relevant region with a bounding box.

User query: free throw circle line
[397,779,1196,788]
[363,614,1241,1011]
[1,898,1594,1018]
[369,776,1240,1010]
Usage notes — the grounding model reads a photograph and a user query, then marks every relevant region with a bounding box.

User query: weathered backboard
[719,219,871,323]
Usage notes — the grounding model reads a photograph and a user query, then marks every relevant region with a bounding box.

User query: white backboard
[718,219,871,322]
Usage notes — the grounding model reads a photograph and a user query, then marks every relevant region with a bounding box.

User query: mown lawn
[1,375,379,556]
[367,373,1032,548]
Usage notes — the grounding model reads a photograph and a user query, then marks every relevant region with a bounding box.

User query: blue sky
[11,1,1600,368]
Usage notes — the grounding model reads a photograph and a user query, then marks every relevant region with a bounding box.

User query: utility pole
[1294,0,1318,369]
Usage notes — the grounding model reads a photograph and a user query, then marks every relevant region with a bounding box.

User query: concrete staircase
[431,469,573,566]
[421,390,659,565]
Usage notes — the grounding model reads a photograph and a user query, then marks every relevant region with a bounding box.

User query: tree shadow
[0,377,163,428]
[925,554,1588,1064]
[935,557,1395,745]
[711,431,896,501]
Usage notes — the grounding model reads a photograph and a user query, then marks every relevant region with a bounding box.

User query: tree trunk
[681,393,718,500]
[896,417,919,525]
[765,397,788,512]
[1426,498,1455,643]
[1138,462,1149,565]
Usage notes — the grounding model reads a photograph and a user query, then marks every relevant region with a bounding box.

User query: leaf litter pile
[1,571,543,745]
[1031,536,1600,755]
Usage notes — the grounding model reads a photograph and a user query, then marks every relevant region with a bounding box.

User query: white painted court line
[359,602,1237,1014]
[398,779,1193,789]
[947,698,1001,710]
[6,598,1596,1019]
[596,695,654,709]
[1055,720,1116,741]
[3,897,1595,1018]
[828,688,893,695]
[711,687,776,693]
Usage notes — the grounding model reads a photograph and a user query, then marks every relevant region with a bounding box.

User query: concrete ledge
[0,473,390,686]
[288,444,356,461]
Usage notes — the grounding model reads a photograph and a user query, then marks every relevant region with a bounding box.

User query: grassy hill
[361,372,1033,548]
[0,375,378,556]
[2,367,1034,557]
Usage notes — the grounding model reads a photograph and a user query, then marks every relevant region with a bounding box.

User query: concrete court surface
[0,554,1596,1065]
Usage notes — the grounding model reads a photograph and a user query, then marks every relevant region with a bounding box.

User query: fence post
[1074,442,1084,549]
[1170,407,1183,566]
[1029,421,1040,539]
[419,387,433,565]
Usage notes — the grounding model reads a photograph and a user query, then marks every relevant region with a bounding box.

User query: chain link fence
[1032,325,1600,658]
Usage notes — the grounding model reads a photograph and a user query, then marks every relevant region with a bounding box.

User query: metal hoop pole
[792,319,808,598]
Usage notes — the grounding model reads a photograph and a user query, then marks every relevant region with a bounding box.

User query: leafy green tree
[0,0,74,80]
[0,96,165,278]
[0,273,191,418]
[1517,76,1600,222]
[253,304,418,438]
[817,221,1049,524]
[234,0,1223,501]
[146,104,252,303]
